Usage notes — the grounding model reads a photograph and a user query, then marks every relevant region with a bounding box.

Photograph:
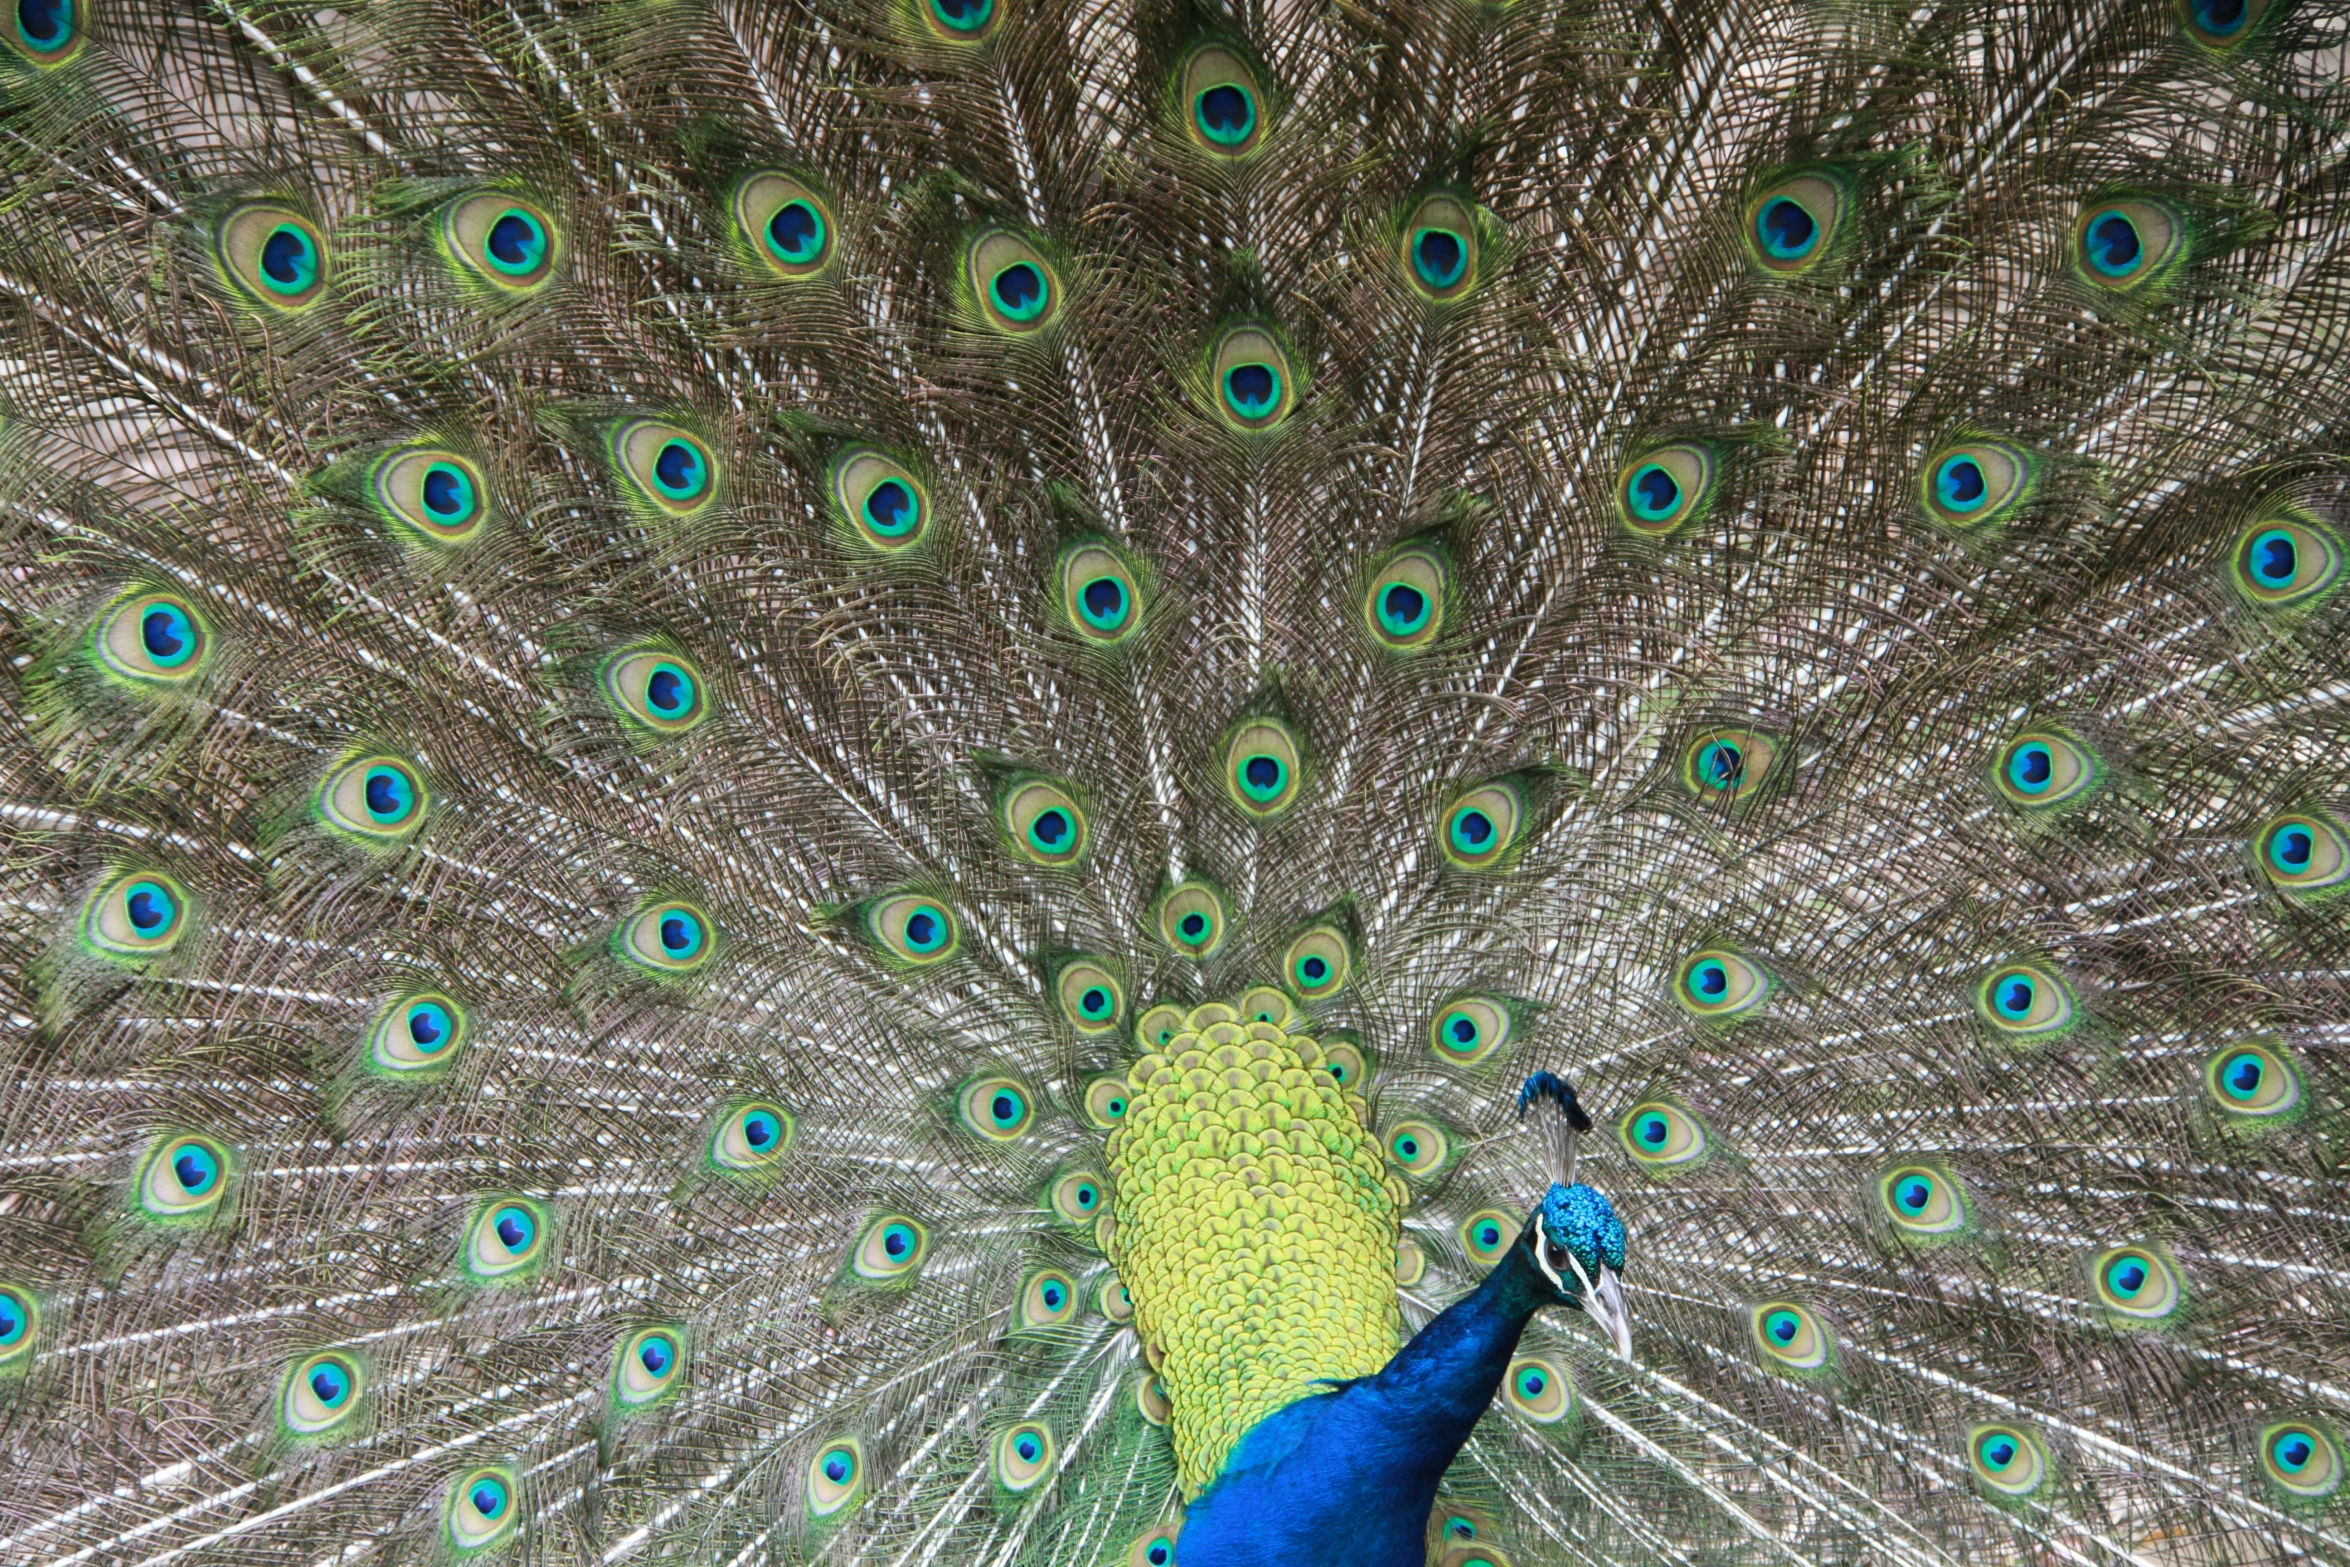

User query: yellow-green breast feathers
[1106,998,1406,1494]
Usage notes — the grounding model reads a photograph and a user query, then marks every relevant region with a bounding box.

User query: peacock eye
[2253,811,2348,897]
[1616,443,1715,536]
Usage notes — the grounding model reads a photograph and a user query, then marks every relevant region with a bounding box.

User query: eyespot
[958,1076,1036,1143]
[709,1101,794,1170]
[1968,1424,2049,1498]
[2254,811,2349,896]
[2203,1038,2302,1121]
[1747,171,1845,273]
[1058,960,1126,1036]
[1439,780,1527,871]
[613,1326,685,1407]
[1974,963,2078,1039]
[83,871,192,958]
[1671,948,1771,1020]
[1363,542,1450,651]
[831,446,932,553]
[7,0,80,62]
[1059,541,1144,642]
[1503,1355,1572,1423]
[2230,514,2344,610]
[1385,1119,1448,1177]
[617,900,716,975]
[1878,1166,1969,1237]
[369,447,489,545]
[217,203,329,311]
[852,1215,928,1281]
[444,1467,519,1554]
[1224,716,1304,818]
[1135,1373,1171,1425]
[1750,1301,1832,1373]
[967,228,1062,335]
[1155,881,1228,959]
[609,419,717,517]
[1616,444,1715,536]
[1428,996,1512,1066]
[1457,1209,1516,1269]
[1994,730,2101,809]
[732,171,837,279]
[1128,1524,1180,1567]
[1018,1269,1079,1330]
[1238,986,1293,1028]
[316,754,429,844]
[2260,1421,2343,1499]
[1282,924,1352,1000]
[1619,1101,1708,1168]
[367,991,470,1076]
[1320,1035,1368,1091]
[806,1439,866,1518]
[465,1198,549,1282]
[1050,1169,1106,1224]
[93,590,214,688]
[2075,198,2184,291]
[1919,439,2035,530]
[920,0,1000,42]
[2088,1245,2184,1323]
[138,1134,229,1221]
[865,893,960,966]
[602,648,709,736]
[994,1421,1055,1491]
[2182,0,2270,49]
[0,1285,38,1368]
[1402,193,1478,303]
[1082,1074,1131,1130]
[444,193,560,291]
[1001,777,1088,868]
[1681,728,1779,801]
[1099,1273,1134,1322]
[1135,1003,1186,1051]
[1182,45,1268,157]
[1210,324,1297,432]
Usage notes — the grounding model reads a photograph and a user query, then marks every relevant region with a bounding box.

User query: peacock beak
[1586,1266,1632,1361]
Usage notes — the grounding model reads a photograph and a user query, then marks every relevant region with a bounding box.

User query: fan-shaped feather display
[2,1,2347,1564]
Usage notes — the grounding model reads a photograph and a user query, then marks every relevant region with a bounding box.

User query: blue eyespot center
[1453,809,1494,848]
[494,1207,534,1252]
[1447,1015,1478,1046]
[1694,961,1728,997]
[1224,362,1279,418]
[1079,986,1111,1017]
[1395,1135,1420,1160]
[310,1363,350,1404]
[260,226,316,290]
[1516,1368,1547,1398]
[18,0,71,51]
[1767,1310,1800,1344]
[652,441,706,499]
[1196,84,1255,145]
[883,1224,913,1258]
[646,664,693,717]
[1412,228,1466,288]
[1380,582,1429,633]
[2193,0,2248,33]
[471,1479,507,1518]
[1757,195,1818,259]
[904,909,944,950]
[1997,977,2035,1018]
[1300,955,1328,982]
[486,211,545,272]
[1030,809,1070,848]
[991,1091,1022,1126]
[2274,1432,2315,1472]
[1699,741,1744,787]
[407,1002,450,1051]
[1979,1435,2017,1469]
[1079,576,1126,624]
[930,0,991,31]
[2007,743,2053,793]
[173,1145,218,1193]
[421,463,472,518]
[1475,1222,1500,1247]
[1179,912,1207,939]
[2252,529,2298,584]
[125,881,176,933]
[0,1290,27,1342]
[1040,1282,1064,1308]
[2086,211,2143,276]
[661,914,699,955]
[2105,1257,2148,1298]
[824,1453,851,1482]
[743,1111,778,1149]
[363,765,415,823]
[990,262,1047,320]
[639,1335,674,1375]
[2222,1052,2265,1099]
[140,605,195,665]
[1630,464,1681,518]
[1242,755,1283,797]
[1895,1176,1932,1214]
[1636,1113,1668,1146]
[1016,1434,1040,1460]
[865,479,917,536]
[1147,1544,1172,1566]
[1937,456,1987,510]
[768,200,824,261]
[2270,825,2314,871]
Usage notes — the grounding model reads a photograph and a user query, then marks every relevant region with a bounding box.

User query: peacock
[3,0,2348,1562]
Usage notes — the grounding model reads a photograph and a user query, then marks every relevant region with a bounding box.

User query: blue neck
[1175,1240,1553,1567]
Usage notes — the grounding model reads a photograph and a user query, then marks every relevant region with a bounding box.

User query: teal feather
[2,1,2348,1563]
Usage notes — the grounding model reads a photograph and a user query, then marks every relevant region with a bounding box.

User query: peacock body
[2,0,2348,1563]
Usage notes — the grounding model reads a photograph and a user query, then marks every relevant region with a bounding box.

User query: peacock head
[1518,1072,1632,1359]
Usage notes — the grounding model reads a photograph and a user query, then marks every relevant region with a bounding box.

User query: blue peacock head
[1518,1072,1633,1359]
